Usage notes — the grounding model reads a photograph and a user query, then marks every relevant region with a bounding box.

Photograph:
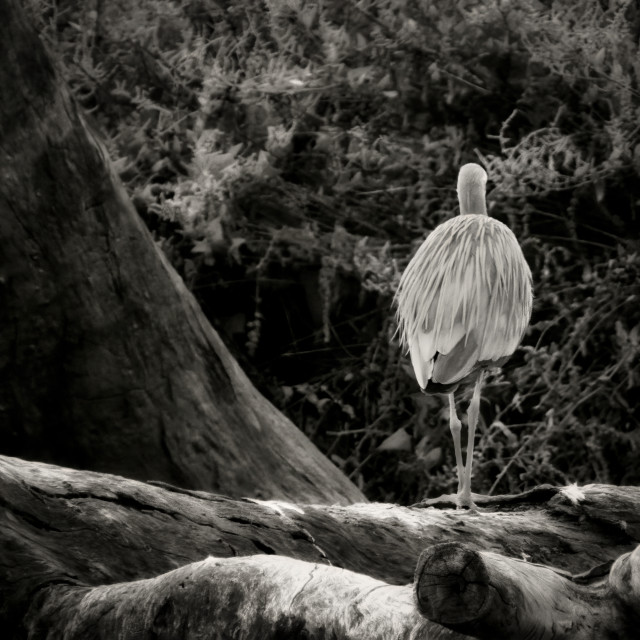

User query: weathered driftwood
[2,456,640,638]
[0,0,363,506]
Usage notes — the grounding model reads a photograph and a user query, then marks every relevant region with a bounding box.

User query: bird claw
[418,492,481,513]
[455,493,480,513]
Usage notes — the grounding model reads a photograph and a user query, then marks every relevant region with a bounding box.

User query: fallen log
[2,455,640,638]
[26,556,439,640]
[20,539,640,639]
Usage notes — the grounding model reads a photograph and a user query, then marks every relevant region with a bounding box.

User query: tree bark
[0,0,363,506]
[2,456,640,639]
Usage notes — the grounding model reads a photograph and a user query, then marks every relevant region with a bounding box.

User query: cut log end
[414,542,493,625]
[414,541,640,640]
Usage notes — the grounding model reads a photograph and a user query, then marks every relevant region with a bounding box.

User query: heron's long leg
[460,372,484,507]
[448,393,464,493]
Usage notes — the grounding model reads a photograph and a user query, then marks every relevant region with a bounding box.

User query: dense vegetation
[29,0,640,503]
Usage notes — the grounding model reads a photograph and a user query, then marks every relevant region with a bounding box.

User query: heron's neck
[458,184,487,216]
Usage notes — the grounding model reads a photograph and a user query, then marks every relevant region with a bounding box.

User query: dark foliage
[28,0,640,502]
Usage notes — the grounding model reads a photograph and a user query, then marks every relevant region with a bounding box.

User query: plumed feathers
[395,213,533,390]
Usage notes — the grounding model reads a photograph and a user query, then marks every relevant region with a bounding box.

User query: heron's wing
[396,215,532,389]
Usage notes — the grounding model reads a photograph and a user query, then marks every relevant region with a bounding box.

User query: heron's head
[457,163,487,216]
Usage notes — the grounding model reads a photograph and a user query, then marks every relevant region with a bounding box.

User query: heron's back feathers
[396,214,532,390]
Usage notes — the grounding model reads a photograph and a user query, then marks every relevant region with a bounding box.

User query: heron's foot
[455,491,481,513]
[417,492,481,512]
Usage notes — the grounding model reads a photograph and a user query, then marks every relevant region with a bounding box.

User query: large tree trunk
[0,0,363,505]
[2,455,640,639]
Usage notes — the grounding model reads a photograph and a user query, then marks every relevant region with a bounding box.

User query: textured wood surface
[27,557,442,640]
[2,456,640,638]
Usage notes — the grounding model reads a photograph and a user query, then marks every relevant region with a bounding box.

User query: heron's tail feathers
[432,331,479,385]
[408,323,470,388]
[409,332,434,388]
